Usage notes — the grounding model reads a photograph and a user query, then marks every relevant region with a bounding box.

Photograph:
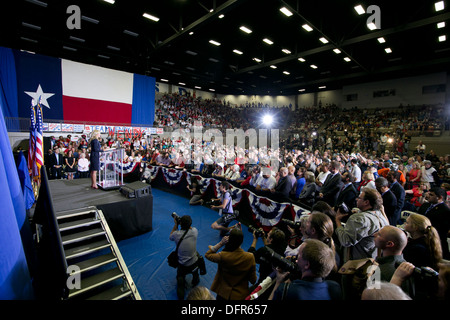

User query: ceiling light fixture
[263,38,274,45]
[20,37,38,43]
[385,48,392,53]
[280,7,293,17]
[367,22,377,30]
[70,36,85,42]
[253,58,262,63]
[103,0,115,4]
[437,22,445,28]
[25,0,47,7]
[63,46,77,51]
[354,5,365,15]
[435,1,445,11]
[233,49,243,55]
[377,37,386,43]
[319,37,328,44]
[218,14,225,19]
[22,22,41,30]
[81,16,99,24]
[344,57,351,62]
[209,40,221,46]
[310,64,318,69]
[239,26,252,34]
[143,13,159,22]
[298,57,306,62]
[333,48,341,54]
[439,35,447,42]
[107,45,120,51]
[283,71,290,75]
[270,65,277,69]
[302,24,313,32]
[123,30,139,37]
[282,49,291,54]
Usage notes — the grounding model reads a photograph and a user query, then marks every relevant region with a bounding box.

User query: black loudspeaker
[119,181,152,198]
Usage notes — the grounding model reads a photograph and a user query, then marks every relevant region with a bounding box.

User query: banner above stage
[12,49,155,126]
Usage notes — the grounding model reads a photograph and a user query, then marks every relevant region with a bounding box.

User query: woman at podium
[90,130,101,189]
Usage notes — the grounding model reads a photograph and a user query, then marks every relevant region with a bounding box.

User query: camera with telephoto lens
[395,262,439,295]
[248,225,265,238]
[260,247,300,277]
[171,212,181,224]
[412,266,439,293]
[282,218,302,231]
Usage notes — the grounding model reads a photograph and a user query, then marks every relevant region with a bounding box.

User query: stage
[45,178,153,241]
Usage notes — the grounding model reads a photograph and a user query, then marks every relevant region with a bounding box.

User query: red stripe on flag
[62,96,132,124]
[35,136,43,166]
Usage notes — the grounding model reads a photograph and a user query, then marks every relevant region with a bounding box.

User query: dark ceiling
[2,0,450,96]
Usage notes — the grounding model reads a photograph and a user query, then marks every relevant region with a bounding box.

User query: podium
[98,148,125,190]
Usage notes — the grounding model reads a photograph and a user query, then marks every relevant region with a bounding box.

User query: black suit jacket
[382,189,398,225]
[336,183,358,211]
[273,176,292,201]
[419,202,450,259]
[49,153,63,178]
[320,172,343,207]
[49,152,63,167]
[390,181,405,215]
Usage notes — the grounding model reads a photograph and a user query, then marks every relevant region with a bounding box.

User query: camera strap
[175,229,189,253]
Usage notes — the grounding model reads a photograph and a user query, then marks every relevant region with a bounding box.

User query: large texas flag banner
[13,50,155,126]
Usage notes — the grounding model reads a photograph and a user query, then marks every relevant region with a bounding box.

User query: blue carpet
[117,188,263,300]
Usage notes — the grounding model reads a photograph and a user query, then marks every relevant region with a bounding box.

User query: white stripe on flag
[61,59,133,104]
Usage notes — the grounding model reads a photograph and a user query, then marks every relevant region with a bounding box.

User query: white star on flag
[25,84,54,109]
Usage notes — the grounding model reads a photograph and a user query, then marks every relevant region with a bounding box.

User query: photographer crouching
[210,181,240,236]
[169,213,206,300]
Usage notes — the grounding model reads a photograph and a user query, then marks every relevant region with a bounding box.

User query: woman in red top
[407,161,422,189]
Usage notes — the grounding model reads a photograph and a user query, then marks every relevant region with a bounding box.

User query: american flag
[28,98,44,179]
[28,100,36,175]
[34,100,44,177]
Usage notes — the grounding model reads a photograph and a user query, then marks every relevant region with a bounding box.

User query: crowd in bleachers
[43,93,450,300]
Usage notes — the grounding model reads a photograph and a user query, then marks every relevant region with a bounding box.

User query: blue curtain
[0,61,33,299]
[17,150,35,210]
[131,74,155,126]
[0,47,19,131]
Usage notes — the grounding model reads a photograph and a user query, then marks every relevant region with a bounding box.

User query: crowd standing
[42,93,450,300]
